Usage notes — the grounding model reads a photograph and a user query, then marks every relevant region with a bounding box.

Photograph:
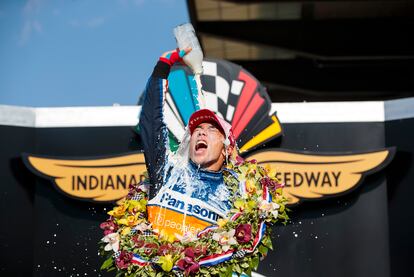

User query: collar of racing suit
[188,159,224,184]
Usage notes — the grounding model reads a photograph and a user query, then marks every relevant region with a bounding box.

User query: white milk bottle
[174,23,206,108]
[173,23,204,74]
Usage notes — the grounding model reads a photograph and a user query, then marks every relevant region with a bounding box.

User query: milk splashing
[154,128,231,235]
[154,128,198,235]
[194,74,206,109]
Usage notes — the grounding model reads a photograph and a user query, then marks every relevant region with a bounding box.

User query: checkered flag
[142,230,153,236]
[168,58,282,151]
[113,251,121,259]
[233,249,248,259]
[173,270,184,277]
[131,193,144,201]
[200,60,245,123]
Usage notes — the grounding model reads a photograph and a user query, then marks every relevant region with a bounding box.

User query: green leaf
[234,263,242,274]
[262,235,273,250]
[241,262,250,269]
[251,256,260,270]
[226,265,234,276]
[258,245,268,257]
[100,256,114,270]
[245,266,252,276]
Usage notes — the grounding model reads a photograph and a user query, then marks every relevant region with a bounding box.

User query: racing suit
[139,61,232,237]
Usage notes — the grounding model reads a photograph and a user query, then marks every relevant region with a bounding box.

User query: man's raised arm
[138,49,190,198]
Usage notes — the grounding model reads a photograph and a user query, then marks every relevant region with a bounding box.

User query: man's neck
[189,159,223,173]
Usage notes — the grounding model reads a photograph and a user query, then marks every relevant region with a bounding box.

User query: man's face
[189,122,226,171]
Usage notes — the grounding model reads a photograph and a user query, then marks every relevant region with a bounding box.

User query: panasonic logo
[159,192,219,222]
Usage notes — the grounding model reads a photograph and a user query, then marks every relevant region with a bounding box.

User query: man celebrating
[99,48,286,277]
[139,49,237,239]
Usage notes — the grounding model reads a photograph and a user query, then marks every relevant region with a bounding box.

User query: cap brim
[188,109,223,134]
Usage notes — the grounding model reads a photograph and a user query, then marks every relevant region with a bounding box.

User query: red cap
[188,109,235,147]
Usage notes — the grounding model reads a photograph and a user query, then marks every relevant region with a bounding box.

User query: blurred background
[1,0,413,107]
[189,0,414,102]
[0,0,189,107]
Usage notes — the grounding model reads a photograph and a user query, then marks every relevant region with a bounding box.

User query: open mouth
[195,140,208,151]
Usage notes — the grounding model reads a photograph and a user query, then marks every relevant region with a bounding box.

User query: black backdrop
[0,117,412,276]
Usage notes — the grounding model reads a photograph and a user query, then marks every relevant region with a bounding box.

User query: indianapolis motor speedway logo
[23,59,394,206]
[23,148,393,206]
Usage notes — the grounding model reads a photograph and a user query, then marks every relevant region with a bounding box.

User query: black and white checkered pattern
[167,59,245,140]
[150,257,159,263]
[131,193,144,201]
[142,230,153,236]
[201,60,245,124]
[173,270,184,277]
[259,213,267,220]
[113,251,121,259]
[233,249,248,259]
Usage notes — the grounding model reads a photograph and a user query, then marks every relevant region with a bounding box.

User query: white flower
[133,222,151,233]
[101,232,119,252]
[176,231,197,243]
[259,200,280,218]
[212,229,238,252]
[138,184,149,192]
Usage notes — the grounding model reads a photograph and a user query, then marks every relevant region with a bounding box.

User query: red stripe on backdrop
[231,71,257,131]
[233,93,264,138]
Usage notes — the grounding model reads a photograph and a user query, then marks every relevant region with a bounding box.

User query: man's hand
[159,48,191,66]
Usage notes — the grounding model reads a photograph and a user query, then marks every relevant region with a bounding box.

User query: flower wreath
[99,159,289,276]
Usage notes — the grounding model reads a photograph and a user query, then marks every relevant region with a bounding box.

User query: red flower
[184,247,195,259]
[131,236,145,248]
[260,176,284,192]
[99,220,118,236]
[235,155,245,165]
[157,244,172,256]
[177,257,200,276]
[127,182,145,198]
[170,245,183,255]
[143,243,158,256]
[128,183,137,190]
[183,245,207,259]
[193,245,207,257]
[235,224,252,244]
[115,251,133,269]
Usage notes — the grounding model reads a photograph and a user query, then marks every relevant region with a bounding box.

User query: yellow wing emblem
[23,152,146,202]
[247,148,394,205]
